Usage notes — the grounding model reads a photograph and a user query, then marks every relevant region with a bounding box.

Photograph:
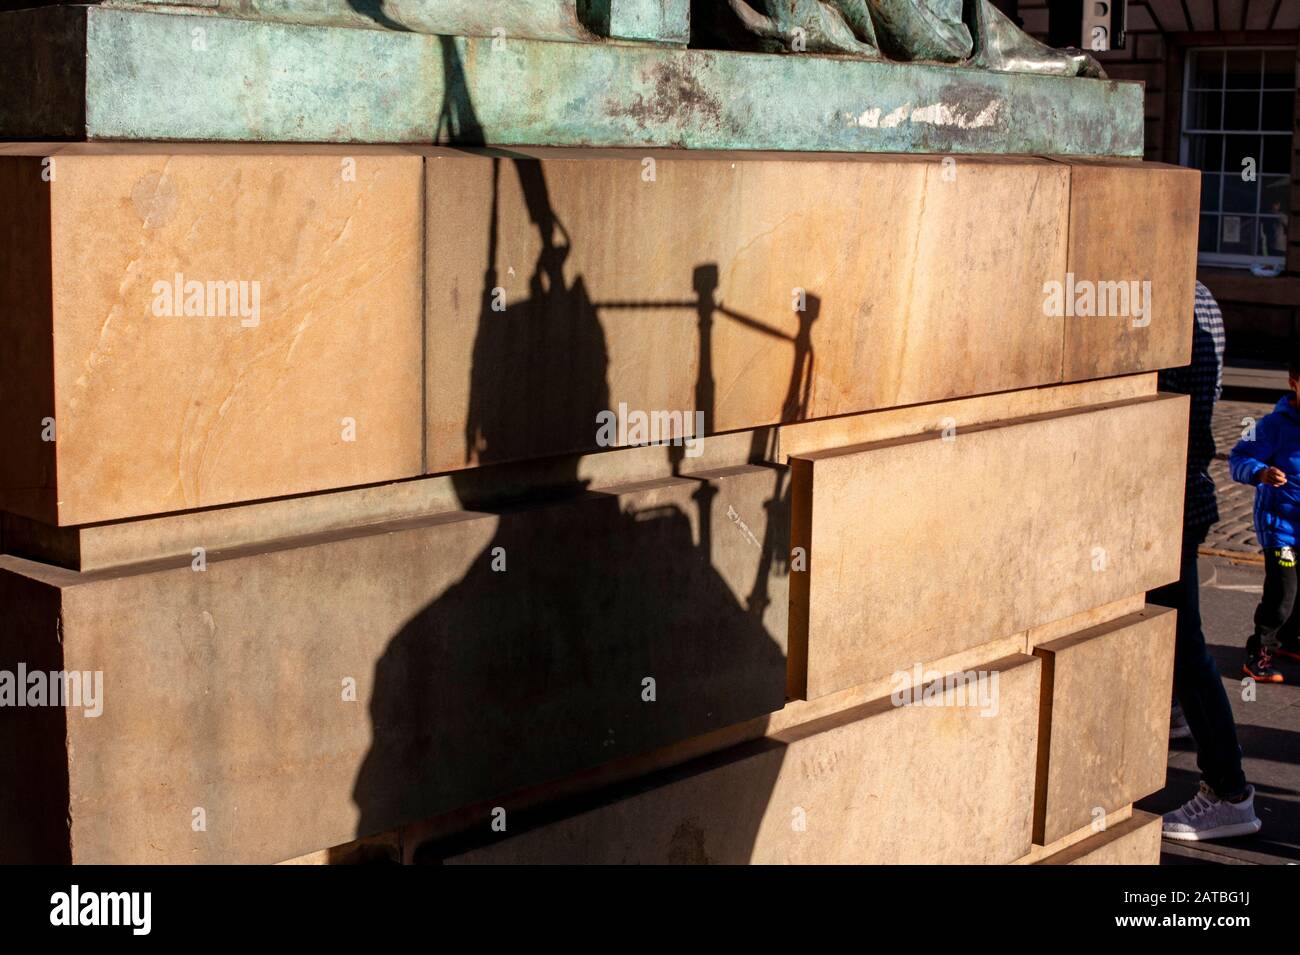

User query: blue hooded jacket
[1229,395,1300,549]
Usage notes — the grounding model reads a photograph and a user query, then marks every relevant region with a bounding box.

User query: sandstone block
[0,148,424,525]
[1034,809,1162,864]
[1032,608,1175,845]
[789,395,1186,699]
[1061,159,1199,381]
[776,373,1156,462]
[3,375,1159,575]
[425,151,1071,472]
[0,464,789,863]
[439,654,1041,864]
[0,429,761,572]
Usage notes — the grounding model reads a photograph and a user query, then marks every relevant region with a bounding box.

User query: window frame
[1179,44,1296,268]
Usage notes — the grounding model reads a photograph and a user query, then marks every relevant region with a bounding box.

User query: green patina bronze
[0,0,692,44]
[601,0,692,44]
[41,0,1098,76]
[699,0,1104,77]
[0,1,1104,74]
[0,5,1141,155]
[1,0,1101,69]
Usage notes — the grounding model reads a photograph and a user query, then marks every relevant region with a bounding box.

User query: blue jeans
[1148,524,1248,798]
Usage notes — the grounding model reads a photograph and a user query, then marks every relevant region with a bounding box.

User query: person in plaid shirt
[1155,282,1261,841]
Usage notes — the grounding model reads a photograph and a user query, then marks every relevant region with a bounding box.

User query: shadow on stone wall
[349,39,818,863]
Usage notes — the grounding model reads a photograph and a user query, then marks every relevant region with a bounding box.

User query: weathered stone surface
[789,395,1186,699]
[2,377,1156,575]
[0,149,423,525]
[441,654,1040,862]
[399,628,1033,858]
[0,464,788,864]
[0,7,1144,153]
[0,145,1197,524]
[1034,809,1162,864]
[278,830,402,866]
[1032,608,1174,845]
[427,150,1070,472]
[1061,159,1199,381]
[776,372,1156,462]
[0,429,759,572]
[1012,805,1131,863]
[437,654,1040,864]
[1025,593,1148,649]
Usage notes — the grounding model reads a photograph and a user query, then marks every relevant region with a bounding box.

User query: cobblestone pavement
[1203,398,1276,556]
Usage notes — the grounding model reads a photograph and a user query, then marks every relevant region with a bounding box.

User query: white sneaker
[1162,782,1262,841]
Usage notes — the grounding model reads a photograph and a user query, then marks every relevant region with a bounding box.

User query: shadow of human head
[453,157,609,506]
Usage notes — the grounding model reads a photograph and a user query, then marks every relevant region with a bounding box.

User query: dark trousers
[1149,524,1248,798]
[1249,546,1297,653]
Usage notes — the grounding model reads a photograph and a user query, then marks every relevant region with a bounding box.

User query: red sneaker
[1244,649,1285,683]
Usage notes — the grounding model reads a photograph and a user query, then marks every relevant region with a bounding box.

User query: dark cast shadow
[346,0,411,33]
[349,43,818,862]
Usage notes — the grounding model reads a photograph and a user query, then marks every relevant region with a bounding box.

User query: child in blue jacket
[1229,361,1300,682]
